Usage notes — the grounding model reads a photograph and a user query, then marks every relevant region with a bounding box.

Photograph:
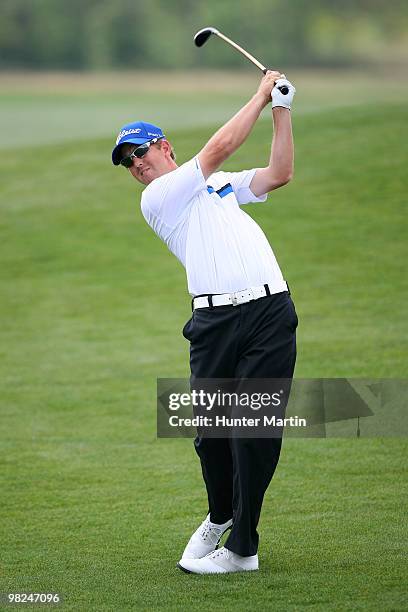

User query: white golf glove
[271,78,296,110]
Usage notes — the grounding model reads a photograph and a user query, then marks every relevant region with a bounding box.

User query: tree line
[0,0,406,70]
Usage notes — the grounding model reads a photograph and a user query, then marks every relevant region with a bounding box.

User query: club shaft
[215,31,266,73]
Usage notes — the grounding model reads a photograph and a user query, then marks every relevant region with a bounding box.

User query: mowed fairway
[0,72,407,610]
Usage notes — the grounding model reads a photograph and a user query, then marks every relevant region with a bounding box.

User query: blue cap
[112,121,165,165]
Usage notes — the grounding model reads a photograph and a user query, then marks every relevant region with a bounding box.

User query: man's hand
[256,71,285,107]
[271,78,296,110]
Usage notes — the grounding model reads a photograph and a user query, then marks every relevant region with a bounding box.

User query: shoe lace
[209,547,230,560]
[199,518,224,543]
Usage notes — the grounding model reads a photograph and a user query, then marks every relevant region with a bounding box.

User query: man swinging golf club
[112,70,297,574]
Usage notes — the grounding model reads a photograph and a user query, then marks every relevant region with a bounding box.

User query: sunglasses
[120,137,164,168]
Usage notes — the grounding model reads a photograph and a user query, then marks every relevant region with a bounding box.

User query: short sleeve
[221,168,268,205]
[141,157,207,231]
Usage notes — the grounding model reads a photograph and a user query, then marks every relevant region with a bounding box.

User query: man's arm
[198,71,282,181]
[249,106,294,197]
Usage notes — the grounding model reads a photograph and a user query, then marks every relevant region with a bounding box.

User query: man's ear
[161,139,173,157]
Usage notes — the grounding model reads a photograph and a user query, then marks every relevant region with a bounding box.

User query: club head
[194,27,219,47]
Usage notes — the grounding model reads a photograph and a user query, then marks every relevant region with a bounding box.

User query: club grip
[262,68,289,95]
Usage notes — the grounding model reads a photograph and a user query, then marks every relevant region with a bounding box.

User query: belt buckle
[230,288,254,306]
[231,292,239,306]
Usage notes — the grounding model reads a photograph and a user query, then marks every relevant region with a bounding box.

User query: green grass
[0,85,407,610]
[1,69,408,149]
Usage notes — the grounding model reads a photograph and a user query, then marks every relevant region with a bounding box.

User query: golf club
[194,27,289,95]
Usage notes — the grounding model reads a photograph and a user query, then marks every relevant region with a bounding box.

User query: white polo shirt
[140,157,287,296]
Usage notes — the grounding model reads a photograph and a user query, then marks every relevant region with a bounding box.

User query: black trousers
[182,291,298,556]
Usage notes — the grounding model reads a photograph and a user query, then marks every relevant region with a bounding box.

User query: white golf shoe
[180,514,232,561]
[178,546,259,574]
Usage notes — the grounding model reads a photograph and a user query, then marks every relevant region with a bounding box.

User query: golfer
[112,71,297,574]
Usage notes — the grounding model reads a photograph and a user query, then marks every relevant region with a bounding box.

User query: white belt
[193,283,288,310]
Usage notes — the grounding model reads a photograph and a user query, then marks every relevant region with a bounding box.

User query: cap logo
[116,127,142,145]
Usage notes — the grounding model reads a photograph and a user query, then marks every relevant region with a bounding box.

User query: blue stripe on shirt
[207,183,233,198]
